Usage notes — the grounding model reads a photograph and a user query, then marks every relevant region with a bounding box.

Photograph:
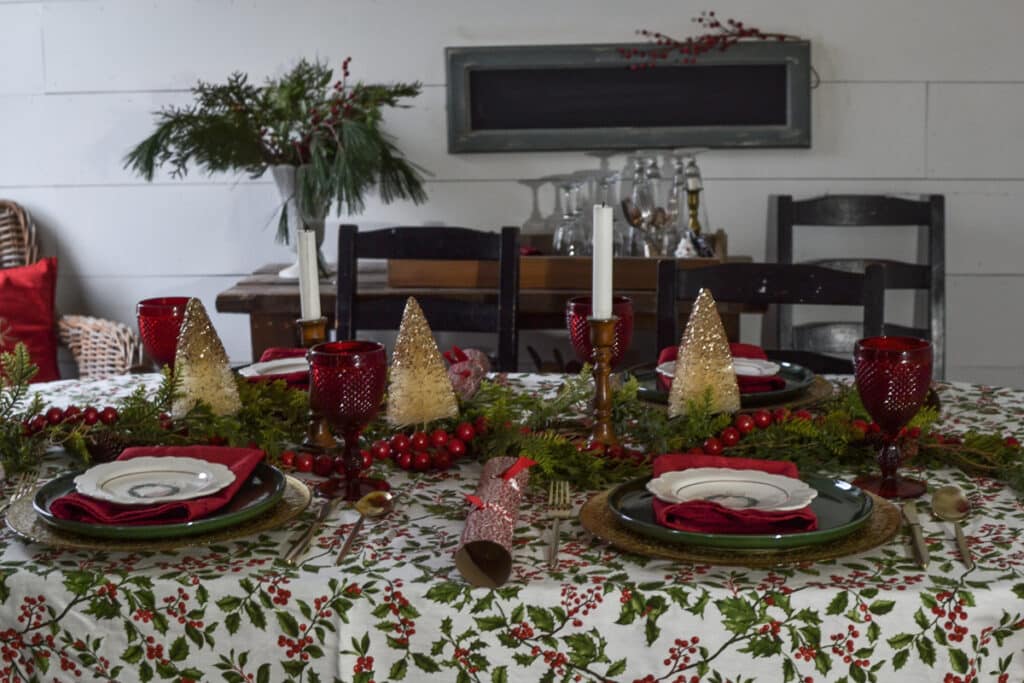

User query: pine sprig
[124,58,428,225]
[0,345,47,473]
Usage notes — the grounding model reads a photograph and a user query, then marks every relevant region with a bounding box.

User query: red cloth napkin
[49,446,265,526]
[651,453,818,534]
[246,347,308,389]
[656,343,786,394]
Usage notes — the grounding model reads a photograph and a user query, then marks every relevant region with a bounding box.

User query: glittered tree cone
[454,456,534,588]
[668,288,740,418]
[386,297,459,426]
[170,298,241,419]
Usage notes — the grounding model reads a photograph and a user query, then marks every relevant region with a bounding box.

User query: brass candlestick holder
[588,317,619,449]
[296,317,335,451]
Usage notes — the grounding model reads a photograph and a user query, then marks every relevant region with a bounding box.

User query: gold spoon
[931,485,974,570]
[335,490,395,565]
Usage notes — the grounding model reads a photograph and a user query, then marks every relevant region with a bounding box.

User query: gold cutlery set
[901,486,974,570]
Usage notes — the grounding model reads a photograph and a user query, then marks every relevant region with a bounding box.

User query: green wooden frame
[446,41,811,153]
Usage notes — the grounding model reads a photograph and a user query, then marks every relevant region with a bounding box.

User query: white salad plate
[237,357,309,378]
[73,457,236,505]
[646,467,818,512]
[732,358,782,377]
[656,357,781,379]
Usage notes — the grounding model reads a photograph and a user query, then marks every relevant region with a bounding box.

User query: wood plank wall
[2,0,1023,385]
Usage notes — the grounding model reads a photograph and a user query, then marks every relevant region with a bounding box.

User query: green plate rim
[32,463,287,540]
[607,473,874,550]
[632,361,815,407]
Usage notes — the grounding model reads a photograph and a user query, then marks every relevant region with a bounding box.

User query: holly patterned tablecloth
[1,375,1022,683]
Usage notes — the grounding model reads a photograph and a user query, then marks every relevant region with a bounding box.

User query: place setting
[560,288,900,567]
[5,297,315,553]
[7,445,310,552]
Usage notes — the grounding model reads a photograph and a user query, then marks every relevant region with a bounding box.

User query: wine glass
[136,297,191,370]
[552,182,589,255]
[308,341,387,501]
[565,296,634,369]
[853,336,933,499]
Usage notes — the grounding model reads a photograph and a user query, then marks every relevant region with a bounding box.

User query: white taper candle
[592,204,614,320]
[297,229,321,320]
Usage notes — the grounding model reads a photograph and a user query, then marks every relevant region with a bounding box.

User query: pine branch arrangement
[124,58,427,219]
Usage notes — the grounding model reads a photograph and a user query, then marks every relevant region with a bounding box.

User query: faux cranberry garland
[621,12,801,69]
[378,418,486,473]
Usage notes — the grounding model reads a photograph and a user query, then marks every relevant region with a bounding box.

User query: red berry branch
[619,12,801,69]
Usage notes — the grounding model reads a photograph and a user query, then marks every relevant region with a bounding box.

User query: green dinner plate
[33,463,287,540]
[608,474,874,551]
[632,361,816,408]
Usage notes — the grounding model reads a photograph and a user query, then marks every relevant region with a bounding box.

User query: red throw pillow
[0,257,59,382]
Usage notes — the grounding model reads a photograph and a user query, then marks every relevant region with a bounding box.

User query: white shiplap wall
[2,0,1023,385]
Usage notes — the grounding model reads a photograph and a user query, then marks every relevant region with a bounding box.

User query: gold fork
[0,470,38,516]
[547,480,573,569]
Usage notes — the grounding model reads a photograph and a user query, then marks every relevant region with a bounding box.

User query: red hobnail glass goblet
[308,341,387,501]
[853,336,933,499]
[566,296,634,369]
[136,297,191,370]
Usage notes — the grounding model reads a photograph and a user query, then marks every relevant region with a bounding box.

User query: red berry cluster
[620,12,795,69]
[694,408,798,455]
[280,450,376,479]
[22,404,121,435]
[375,417,486,473]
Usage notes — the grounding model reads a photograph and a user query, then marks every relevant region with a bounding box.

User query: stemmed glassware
[308,341,387,501]
[622,152,674,256]
[565,296,634,369]
[552,181,589,256]
[136,297,191,370]
[852,336,933,499]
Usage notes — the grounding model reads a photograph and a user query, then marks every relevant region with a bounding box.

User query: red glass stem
[875,440,902,489]
[342,429,364,501]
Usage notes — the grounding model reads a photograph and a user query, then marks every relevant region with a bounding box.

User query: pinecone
[85,430,130,463]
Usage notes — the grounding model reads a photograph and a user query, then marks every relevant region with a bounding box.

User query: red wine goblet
[136,297,191,370]
[566,296,634,369]
[308,341,387,501]
[853,336,933,499]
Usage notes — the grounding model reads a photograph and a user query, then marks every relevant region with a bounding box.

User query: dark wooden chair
[336,224,520,371]
[774,194,945,378]
[656,261,887,374]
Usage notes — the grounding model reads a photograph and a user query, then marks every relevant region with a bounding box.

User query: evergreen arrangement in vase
[124,58,427,239]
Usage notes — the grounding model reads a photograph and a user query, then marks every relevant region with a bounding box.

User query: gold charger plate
[579,488,900,568]
[5,475,311,553]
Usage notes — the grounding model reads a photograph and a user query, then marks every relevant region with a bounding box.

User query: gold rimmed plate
[32,463,286,540]
[6,472,310,552]
[608,474,873,551]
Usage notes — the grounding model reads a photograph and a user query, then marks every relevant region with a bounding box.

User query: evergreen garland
[2,346,1021,497]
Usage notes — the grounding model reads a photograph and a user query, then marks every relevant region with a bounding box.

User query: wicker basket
[58,315,141,379]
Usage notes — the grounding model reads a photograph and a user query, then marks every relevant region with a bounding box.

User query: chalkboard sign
[447,42,810,153]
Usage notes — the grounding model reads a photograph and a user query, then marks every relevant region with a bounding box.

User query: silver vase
[274,165,327,279]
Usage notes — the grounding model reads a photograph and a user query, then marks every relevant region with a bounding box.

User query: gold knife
[902,501,929,569]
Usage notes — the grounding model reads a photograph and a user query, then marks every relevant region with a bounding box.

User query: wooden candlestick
[296,317,327,348]
[588,317,619,449]
[296,317,335,451]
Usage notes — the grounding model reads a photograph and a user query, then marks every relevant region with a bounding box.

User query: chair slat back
[775,194,945,377]
[656,261,886,374]
[336,225,520,371]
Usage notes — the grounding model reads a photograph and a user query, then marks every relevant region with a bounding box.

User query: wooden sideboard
[215,257,753,363]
